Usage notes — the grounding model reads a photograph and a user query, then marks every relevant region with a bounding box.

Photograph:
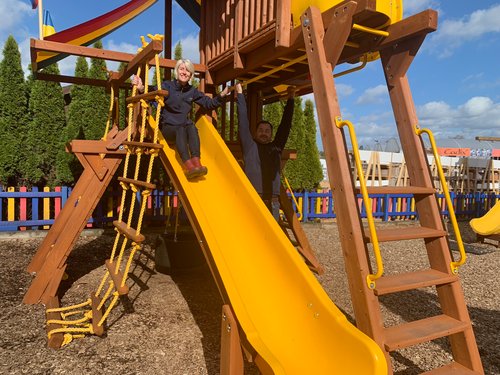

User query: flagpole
[38,0,44,40]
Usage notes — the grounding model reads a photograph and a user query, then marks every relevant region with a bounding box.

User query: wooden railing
[201,0,291,73]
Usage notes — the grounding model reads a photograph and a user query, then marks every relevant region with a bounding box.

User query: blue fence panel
[1,186,499,231]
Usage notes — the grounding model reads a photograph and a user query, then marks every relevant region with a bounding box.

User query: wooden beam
[300,4,386,350]
[475,136,500,142]
[323,1,357,67]
[164,0,172,80]
[275,0,291,47]
[220,305,244,375]
[30,39,207,82]
[36,73,109,87]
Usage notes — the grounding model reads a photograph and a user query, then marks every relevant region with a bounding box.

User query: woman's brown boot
[183,159,198,179]
[190,157,208,177]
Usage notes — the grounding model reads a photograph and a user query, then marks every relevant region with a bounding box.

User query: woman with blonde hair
[133,59,228,179]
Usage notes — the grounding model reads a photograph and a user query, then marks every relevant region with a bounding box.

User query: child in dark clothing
[132,59,228,179]
[235,83,296,220]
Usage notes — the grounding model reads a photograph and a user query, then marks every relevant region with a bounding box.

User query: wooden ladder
[301,4,483,374]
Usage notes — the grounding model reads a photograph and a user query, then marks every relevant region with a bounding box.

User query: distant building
[361,137,500,160]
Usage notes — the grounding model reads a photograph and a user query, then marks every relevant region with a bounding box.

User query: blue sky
[1,0,500,149]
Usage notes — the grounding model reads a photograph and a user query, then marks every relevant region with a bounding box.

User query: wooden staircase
[300,3,483,374]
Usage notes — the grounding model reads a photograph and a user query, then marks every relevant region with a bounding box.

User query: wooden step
[122,141,163,149]
[374,269,458,296]
[45,296,64,349]
[117,177,156,190]
[113,221,145,243]
[355,186,436,195]
[364,226,447,242]
[91,294,105,336]
[105,259,129,295]
[421,362,480,374]
[384,314,469,351]
[125,89,169,104]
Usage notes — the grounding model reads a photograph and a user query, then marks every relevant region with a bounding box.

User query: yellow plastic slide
[470,201,500,236]
[153,115,387,374]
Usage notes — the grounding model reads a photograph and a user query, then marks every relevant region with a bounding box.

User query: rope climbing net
[46,34,166,347]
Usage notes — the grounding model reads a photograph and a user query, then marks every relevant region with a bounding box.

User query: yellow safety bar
[238,55,308,89]
[335,117,383,289]
[415,126,467,273]
[284,176,303,221]
[352,23,389,37]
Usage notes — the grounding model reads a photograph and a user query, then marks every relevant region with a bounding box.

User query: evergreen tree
[283,97,305,189]
[301,100,323,189]
[262,101,284,136]
[117,61,128,128]
[86,40,109,140]
[24,64,66,186]
[174,41,183,61]
[56,56,89,184]
[0,36,28,186]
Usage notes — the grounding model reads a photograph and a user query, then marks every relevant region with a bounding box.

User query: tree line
[0,36,323,190]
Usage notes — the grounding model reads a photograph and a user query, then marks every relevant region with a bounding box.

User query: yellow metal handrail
[284,176,303,221]
[415,126,467,273]
[352,23,389,37]
[335,117,383,289]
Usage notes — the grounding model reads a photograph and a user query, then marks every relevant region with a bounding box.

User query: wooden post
[300,4,386,347]
[220,305,244,375]
[164,0,172,80]
[275,0,291,47]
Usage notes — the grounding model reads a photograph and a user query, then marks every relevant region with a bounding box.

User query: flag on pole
[42,10,56,37]
[31,0,38,9]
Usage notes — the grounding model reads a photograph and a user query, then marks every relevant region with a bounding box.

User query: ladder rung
[384,314,469,351]
[355,186,436,195]
[46,296,64,349]
[374,269,458,296]
[122,141,163,150]
[117,177,156,190]
[364,226,447,242]
[280,220,292,229]
[113,221,145,243]
[91,294,105,336]
[125,89,169,104]
[421,362,480,374]
[105,259,129,295]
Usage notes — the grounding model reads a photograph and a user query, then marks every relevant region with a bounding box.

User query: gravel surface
[0,221,498,374]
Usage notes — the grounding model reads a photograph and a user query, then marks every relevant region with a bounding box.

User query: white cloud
[356,85,387,105]
[429,4,500,58]
[336,83,354,98]
[17,37,32,75]
[0,0,32,36]
[417,96,500,138]
[56,56,78,78]
[0,0,34,75]
[461,96,493,116]
[404,0,439,16]
[173,33,199,63]
[105,40,141,72]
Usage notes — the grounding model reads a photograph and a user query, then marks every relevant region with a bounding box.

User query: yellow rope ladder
[46,35,166,346]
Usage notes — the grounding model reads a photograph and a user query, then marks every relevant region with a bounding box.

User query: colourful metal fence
[0,185,179,232]
[1,186,498,231]
[288,190,500,222]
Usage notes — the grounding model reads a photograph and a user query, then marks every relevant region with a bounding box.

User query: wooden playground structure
[25,0,485,373]
[352,149,500,194]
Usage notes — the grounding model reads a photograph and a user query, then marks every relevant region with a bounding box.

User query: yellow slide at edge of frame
[470,201,500,236]
[152,114,387,375]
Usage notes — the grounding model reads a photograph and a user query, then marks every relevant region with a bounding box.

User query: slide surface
[154,116,387,374]
[470,201,500,236]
